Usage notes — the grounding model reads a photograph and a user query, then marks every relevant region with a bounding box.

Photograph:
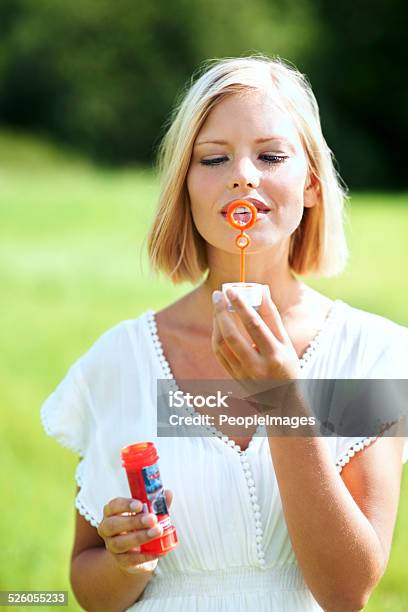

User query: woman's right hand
[97,489,173,574]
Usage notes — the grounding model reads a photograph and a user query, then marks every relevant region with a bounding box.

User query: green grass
[0,129,407,611]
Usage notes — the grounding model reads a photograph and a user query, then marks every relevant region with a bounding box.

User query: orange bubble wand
[226,200,257,282]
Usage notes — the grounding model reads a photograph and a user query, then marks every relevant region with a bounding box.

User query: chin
[196,224,286,254]
[206,237,281,257]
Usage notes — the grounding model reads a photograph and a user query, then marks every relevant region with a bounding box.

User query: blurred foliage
[0,129,407,609]
[0,0,407,189]
[0,0,317,162]
[308,0,408,189]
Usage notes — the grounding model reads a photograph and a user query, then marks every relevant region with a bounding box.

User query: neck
[187,246,307,327]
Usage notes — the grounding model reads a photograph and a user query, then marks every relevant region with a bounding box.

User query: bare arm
[211,288,406,611]
[70,489,173,611]
[268,423,405,612]
[71,539,154,612]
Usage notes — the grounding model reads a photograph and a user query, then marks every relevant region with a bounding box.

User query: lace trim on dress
[335,437,378,473]
[335,420,400,474]
[41,383,99,526]
[146,301,341,455]
[75,460,99,527]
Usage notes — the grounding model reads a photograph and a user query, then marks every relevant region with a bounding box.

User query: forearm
[71,546,154,612]
[267,432,384,611]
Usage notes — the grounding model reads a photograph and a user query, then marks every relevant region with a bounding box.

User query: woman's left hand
[211,285,301,384]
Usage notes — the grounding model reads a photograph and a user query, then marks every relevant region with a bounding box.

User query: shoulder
[311,300,408,379]
[338,301,408,365]
[86,310,152,350]
[340,300,407,340]
[76,310,154,384]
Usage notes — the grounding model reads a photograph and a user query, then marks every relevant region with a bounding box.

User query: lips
[233,207,252,223]
[220,197,271,217]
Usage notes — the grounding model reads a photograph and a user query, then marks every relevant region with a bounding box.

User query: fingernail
[226,288,238,301]
[212,290,223,305]
[129,500,142,512]
[147,525,162,537]
[141,514,156,526]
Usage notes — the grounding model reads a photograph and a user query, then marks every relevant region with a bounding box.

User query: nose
[227,158,260,190]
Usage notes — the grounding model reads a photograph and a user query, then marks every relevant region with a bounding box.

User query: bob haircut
[147,55,348,284]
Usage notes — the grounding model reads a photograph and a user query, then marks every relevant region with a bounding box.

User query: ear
[303,170,320,209]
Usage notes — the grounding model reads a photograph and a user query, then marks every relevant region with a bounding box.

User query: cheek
[187,167,209,212]
[187,166,222,231]
[186,168,212,241]
[263,164,308,234]
[265,161,308,204]
[187,168,234,249]
[186,167,195,201]
[282,160,307,188]
[187,170,203,223]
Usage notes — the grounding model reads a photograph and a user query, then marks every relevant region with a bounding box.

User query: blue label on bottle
[142,462,169,516]
[142,462,162,493]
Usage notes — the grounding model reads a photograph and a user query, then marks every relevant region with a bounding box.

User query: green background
[1,2,407,607]
[0,131,407,610]
[1,0,407,189]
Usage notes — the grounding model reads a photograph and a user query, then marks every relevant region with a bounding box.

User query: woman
[41,55,408,611]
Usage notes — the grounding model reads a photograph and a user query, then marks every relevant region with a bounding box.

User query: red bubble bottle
[121,441,178,555]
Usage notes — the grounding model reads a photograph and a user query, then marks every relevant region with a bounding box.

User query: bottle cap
[141,526,179,555]
[222,282,263,311]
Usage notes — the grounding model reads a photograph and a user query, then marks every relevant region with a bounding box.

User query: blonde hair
[147,55,348,284]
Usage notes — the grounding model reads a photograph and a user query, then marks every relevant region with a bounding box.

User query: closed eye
[260,154,289,164]
[200,155,289,166]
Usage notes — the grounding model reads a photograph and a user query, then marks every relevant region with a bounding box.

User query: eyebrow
[195,137,294,147]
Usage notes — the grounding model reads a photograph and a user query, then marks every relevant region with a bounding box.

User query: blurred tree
[0,0,317,163]
[0,0,407,189]
[307,0,408,189]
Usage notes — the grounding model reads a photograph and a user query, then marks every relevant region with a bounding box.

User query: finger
[164,489,173,508]
[212,291,255,361]
[103,497,143,519]
[214,342,239,378]
[117,551,160,570]
[225,288,279,356]
[213,317,248,379]
[101,511,158,538]
[212,315,242,372]
[257,285,290,343]
[102,491,174,537]
[108,524,164,554]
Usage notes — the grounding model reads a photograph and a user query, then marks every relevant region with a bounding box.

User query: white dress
[40,299,408,611]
